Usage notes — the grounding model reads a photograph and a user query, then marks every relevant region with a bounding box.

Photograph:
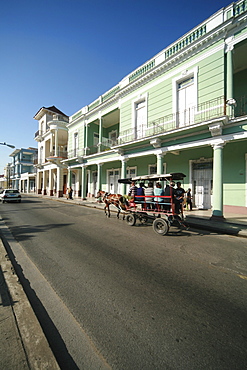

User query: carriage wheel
[152,218,169,236]
[126,213,136,226]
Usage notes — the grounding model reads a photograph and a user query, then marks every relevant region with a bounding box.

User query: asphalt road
[1,195,247,369]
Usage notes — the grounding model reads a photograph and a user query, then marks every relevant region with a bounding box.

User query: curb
[185,217,247,238]
[0,239,60,369]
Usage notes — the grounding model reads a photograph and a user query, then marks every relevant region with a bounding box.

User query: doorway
[192,161,213,209]
[108,169,120,194]
[92,171,98,197]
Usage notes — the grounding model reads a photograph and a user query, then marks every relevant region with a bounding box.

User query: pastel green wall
[67,123,84,152]
[119,43,225,132]
[223,141,246,207]
[198,48,224,103]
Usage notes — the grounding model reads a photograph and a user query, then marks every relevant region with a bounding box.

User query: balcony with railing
[117,96,229,145]
[68,148,84,159]
[66,95,246,158]
[117,95,247,145]
[46,149,68,161]
[87,137,118,155]
[34,130,46,141]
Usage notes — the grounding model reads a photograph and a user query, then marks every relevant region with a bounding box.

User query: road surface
[0,195,247,369]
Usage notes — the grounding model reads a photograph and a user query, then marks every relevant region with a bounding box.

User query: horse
[96,190,128,219]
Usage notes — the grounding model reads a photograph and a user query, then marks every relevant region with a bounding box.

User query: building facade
[34,106,69,197]
[36,1,247,218]
[9,147,38,191]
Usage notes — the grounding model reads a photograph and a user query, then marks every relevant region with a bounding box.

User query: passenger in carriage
[136,182,145,209]
[154,182,164,210]
[128,181,138,200]
[144,182,154,210]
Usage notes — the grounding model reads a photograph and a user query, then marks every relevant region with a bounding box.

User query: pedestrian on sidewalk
[67,187,73,200]
[186,188,192,211]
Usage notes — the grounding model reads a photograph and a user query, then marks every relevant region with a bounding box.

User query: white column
[50,136,53,156]
[98,116,103,152]
[56,166,63,197]
[49,169,53,196]
[225,37,235,116]
[27,177,30,193]
[81,165,87,199]
[97,163,103,192]
[42,170,46,195]
[55,129,58,156]
[156,153,164,175]
[211,141,225,219]
[37,171,41,194]
[121,158,128,195]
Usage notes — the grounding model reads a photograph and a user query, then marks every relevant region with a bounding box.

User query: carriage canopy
[118,173,186,184]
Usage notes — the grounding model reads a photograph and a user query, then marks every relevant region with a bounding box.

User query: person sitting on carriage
[128,181,138,201]
[154,182,164,211]
[136,182,145,209]
[144,182,154,210]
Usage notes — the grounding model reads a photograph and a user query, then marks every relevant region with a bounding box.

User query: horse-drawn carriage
[97,173,188,236]
[118,173,187,235]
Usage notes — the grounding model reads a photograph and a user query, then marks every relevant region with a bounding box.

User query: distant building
[9,147,38,192]
[34,106,69,197]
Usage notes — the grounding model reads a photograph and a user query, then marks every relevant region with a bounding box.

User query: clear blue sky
[0,0,228,172]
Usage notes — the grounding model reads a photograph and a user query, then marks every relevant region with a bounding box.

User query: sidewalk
[1,195,247,369]
[0,237,60,369]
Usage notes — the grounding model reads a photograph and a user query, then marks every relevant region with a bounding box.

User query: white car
[0,189,21,203]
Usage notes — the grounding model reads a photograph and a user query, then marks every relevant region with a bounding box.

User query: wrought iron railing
[87,142,114,155]
[65,95,247,157]
[68,148,85,158]
[34,130,42,138]
[118,96,226,144]
[34,129,49,138]
[47,150,68,159]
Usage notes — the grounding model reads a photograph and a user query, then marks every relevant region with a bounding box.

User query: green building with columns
[57,0,247,218]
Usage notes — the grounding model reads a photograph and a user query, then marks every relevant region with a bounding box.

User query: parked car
[0,189,21,203]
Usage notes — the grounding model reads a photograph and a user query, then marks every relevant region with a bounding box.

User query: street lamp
[0,142,15,149]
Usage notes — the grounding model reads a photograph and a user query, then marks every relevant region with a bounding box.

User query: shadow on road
[1,234,79,370]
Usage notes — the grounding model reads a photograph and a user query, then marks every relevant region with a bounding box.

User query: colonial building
[37,1,247,218]
[34,106,69,197]
[9,147,38,191]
